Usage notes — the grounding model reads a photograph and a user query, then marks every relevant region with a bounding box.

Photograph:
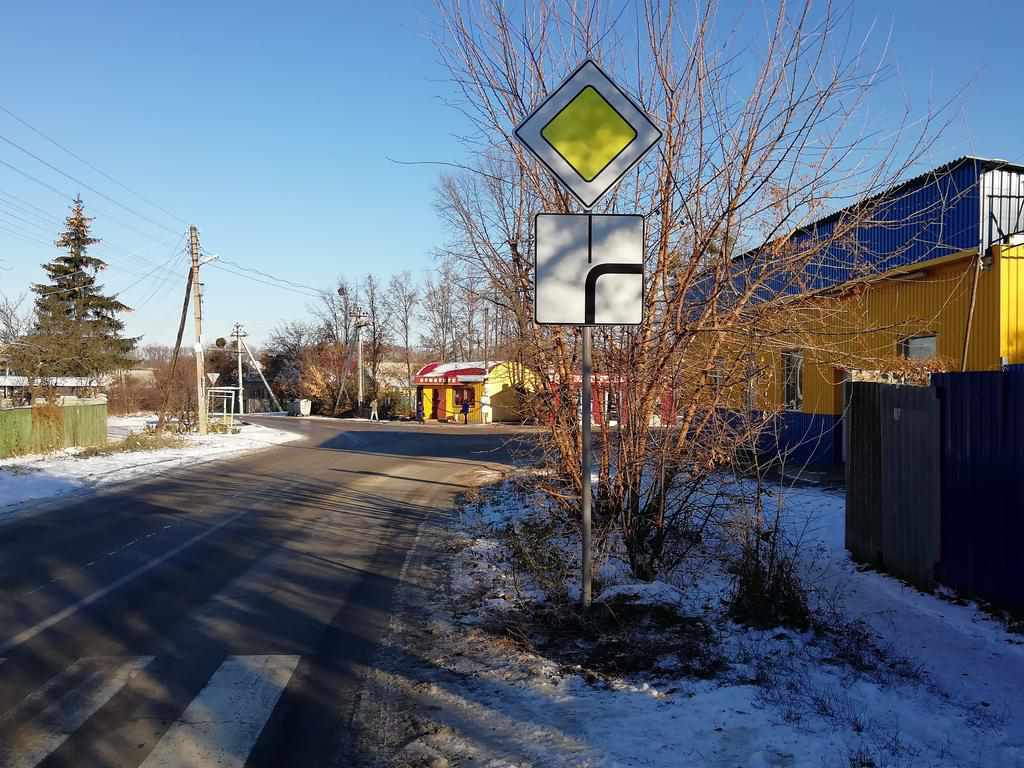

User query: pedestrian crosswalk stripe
[0,656,153,768]
[138,654,300,768]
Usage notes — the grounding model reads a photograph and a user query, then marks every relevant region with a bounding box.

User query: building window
[708,361,723,394]
[899,334,937,360]
[605,390,621,422]
[782,350,803,411]
[744,375,757,414]
[454,387,475,406]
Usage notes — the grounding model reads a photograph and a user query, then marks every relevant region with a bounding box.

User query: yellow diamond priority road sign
[516,60,661,208]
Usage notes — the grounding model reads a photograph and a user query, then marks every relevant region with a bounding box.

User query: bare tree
[264,321,318,402]
[386,271,419,409]
[0,292,31,351]
[420,258,461,361]
[434,0,943,585]
[317,277,359,349]
[315,278,362,414]
[361,274,390,396]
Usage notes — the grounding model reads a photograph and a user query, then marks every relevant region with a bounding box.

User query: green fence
[0,400,108,458]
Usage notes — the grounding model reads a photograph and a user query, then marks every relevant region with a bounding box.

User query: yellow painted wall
[418,382,486,422]
[761,248,1005,416]
[999,244,1024,364]
[419,384,475,421]
[420,386,434,419]
[485,361,537,423]
[450,384,485,424]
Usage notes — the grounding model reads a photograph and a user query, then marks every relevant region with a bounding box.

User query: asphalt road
[0,417,525,767]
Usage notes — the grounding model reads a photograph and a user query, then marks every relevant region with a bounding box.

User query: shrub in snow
[728,502,809,629]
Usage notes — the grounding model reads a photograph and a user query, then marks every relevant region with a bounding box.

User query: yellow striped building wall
[761,245,1023,417]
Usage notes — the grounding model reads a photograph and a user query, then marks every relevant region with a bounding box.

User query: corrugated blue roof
[719,157,1024,301]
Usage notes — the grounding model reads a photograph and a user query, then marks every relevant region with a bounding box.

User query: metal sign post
[516,59,661,609]
[581,326,593,607]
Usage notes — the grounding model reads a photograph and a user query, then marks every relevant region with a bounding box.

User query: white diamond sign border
[515,59,662,209]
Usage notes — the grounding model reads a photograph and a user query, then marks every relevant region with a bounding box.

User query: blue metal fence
[932,366,1024,611]
[772,411,841,466]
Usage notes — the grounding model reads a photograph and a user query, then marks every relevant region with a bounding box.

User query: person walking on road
[461,398,470,425]
[415,398,424,423]
[369,397,379,421]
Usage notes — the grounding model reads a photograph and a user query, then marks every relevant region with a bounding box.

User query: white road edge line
[0,656,153,768]
[0,510,249,655]
[138,654,300,768]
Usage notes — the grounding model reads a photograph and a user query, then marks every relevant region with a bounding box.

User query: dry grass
[77,431,185,458]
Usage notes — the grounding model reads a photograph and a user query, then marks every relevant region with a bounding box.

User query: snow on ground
[0,421,301,513]
[106,413,157,440]
[368,474,1024,768]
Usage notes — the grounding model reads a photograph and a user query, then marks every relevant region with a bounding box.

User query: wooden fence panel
[878,386,941,589]
[0,407,33,457]
[933,367,1024,611]
[845,383,882,565]
[845,383,940,589]
[0,401,107,458]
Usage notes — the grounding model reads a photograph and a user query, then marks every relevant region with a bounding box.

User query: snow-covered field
[0,421,301,513]
[364,474,1024,768]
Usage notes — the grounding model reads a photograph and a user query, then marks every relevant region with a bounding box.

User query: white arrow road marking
[0,656,153,768]
[139,654,300,768]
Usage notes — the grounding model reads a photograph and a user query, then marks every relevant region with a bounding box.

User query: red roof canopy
[414,361,496,385]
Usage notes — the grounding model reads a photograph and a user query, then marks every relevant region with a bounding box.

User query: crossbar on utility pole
[581,326,593,609]
[190,225,208,435]
[232,322,247,416]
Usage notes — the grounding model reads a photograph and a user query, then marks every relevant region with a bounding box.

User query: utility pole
[232,322,247,416]
[190,225,208,436]
[349,306,368,416]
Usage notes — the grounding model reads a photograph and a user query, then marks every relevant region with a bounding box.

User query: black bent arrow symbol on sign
[584,264,643,324]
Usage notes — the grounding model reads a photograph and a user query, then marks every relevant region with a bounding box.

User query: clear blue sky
[0,0,1022,347]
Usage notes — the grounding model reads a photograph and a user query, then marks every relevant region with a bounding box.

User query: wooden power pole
[232,322,247,416]
[190,225,208,435]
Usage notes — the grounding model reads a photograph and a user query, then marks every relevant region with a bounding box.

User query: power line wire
[135,259,187,309]
[0,155,67,198]
[122,233,190,307]
[0,189,180,275]
[0,188,59,220]
[0,205,54,234]
[0,155,180,249]
[211,254,325,295]
[0,103,188,226]
[116,245,186,298]
[209,262,323,298]
[0,132,180,237]
[0,211,184,288]
[0,222,50,247]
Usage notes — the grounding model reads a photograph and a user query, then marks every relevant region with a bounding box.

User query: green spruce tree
[22,196,137,382]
